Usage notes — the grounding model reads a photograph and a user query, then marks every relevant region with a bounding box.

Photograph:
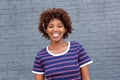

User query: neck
[49,40,67,50]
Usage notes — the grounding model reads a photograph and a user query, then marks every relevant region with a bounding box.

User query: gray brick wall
[0,0,120,80]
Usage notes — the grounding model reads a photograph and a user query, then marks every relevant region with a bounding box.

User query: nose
[53,27,58,31]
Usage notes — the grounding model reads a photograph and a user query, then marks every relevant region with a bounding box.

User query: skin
[34,18,91,80]
[80,65,91,80]
[34,74,44,80]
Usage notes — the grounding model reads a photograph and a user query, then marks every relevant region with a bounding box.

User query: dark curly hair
[39,8,72,39]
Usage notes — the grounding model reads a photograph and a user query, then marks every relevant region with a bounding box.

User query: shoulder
[70,41,83,47]
[36,48,47,57]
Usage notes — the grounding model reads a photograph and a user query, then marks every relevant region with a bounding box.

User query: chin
[51,38,63,42]
[52,40,60,42]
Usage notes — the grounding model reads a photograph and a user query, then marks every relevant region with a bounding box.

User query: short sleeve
[78,44,93,68]
[32,55,44,74]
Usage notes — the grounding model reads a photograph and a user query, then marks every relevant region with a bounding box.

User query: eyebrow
[48,23,63,26]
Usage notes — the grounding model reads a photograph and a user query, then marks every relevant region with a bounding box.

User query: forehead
[48,18,63,25]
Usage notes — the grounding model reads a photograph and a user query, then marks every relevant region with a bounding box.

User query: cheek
[46,29,50,33]
[60,29,66,34]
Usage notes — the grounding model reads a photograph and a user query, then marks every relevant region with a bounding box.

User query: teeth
[53,33,59,37]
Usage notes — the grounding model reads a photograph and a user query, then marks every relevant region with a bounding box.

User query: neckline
[46,41,70,56]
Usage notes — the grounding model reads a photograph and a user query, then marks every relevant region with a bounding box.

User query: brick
[0,0,120,80]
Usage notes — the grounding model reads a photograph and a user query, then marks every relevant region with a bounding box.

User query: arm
[80,65,91,80]
[34,74,44,80]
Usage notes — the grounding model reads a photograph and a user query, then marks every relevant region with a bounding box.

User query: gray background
[0,0,120,80]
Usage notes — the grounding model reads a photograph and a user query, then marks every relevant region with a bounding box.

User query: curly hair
[39,8,72,39]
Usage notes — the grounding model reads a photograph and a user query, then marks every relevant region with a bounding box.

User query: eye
[58,26,63,28]
[48,26,53,28]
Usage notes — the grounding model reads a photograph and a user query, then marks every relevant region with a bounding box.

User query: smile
[53,33,59,37]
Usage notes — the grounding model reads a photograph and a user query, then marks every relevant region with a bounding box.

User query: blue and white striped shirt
[32,41,93,80]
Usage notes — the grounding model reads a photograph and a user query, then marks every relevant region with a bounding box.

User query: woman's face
[46,18,66,42]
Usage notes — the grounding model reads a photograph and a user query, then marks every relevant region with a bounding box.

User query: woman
[32,8,93,80]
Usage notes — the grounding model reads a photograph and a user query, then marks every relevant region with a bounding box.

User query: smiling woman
[46,19,66,42]
[39,8,72,40]
[32,8,93,80]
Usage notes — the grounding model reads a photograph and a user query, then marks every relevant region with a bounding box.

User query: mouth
[52,33,59,37]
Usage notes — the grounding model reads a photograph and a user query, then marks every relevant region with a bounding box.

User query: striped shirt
[32,41,93,80]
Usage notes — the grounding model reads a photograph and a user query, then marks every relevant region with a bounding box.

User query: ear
[45,29,48,34]
[45,30,47,33]
[65,29,68,33]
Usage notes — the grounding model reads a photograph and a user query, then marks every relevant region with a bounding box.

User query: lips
[53,33,59,37]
